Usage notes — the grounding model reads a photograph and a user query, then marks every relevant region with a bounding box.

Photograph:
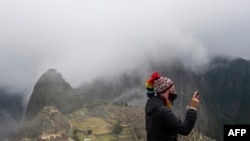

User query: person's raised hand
[190,91,199,109]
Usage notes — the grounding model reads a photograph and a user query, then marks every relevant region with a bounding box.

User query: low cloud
[0,109,23,139]
[0,1,249,93]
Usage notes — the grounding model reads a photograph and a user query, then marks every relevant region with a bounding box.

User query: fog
[1,0,250,94]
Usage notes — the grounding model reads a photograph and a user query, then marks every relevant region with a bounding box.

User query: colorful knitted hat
[145,72,173,97]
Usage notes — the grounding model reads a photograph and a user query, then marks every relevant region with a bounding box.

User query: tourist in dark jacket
[145,72,199,141]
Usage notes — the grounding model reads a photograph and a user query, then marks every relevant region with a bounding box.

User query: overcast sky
[1,1,250,94]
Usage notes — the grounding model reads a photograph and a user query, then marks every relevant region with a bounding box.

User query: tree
[113,121,123,135]
[72,128,80,141]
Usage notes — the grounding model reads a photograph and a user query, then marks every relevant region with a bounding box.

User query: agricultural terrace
[67,104,146,141]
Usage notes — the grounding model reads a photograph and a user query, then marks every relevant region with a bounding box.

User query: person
[145,71,199,141]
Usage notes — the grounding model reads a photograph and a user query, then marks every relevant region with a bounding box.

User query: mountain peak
[44,68,58,76]
[24,69,74,121]
[38,69,64,84]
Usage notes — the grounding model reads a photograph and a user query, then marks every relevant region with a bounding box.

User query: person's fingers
[193,99,199,107]
[190,99,199,108]
[195,99,199,104]
[192,91,199,99]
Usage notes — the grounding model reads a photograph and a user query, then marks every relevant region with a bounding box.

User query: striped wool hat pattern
[145,72,173,97]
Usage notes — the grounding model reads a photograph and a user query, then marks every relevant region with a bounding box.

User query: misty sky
[1,1,250,94]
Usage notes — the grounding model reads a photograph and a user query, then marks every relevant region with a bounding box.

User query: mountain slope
[21,57,250,141]
[24,69,81,121]
[195,57,250,140]
[14,106,70,140]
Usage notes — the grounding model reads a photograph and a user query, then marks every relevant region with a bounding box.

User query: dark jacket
[145,96,197,141]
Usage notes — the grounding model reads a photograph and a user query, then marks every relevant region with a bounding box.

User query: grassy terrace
[67,107,136,141]
[71,117,112,134]
[96,127,133,141]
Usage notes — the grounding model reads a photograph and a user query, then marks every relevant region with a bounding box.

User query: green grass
[119,127,133,138]
[77,132,96,141]
[96,133,119,141]
[71,117,112,134]
[66,110,82,119]
[67,106,141,141]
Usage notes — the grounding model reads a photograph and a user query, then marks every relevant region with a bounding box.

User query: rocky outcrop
[24,69,78,121]
[15,106,70,141]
